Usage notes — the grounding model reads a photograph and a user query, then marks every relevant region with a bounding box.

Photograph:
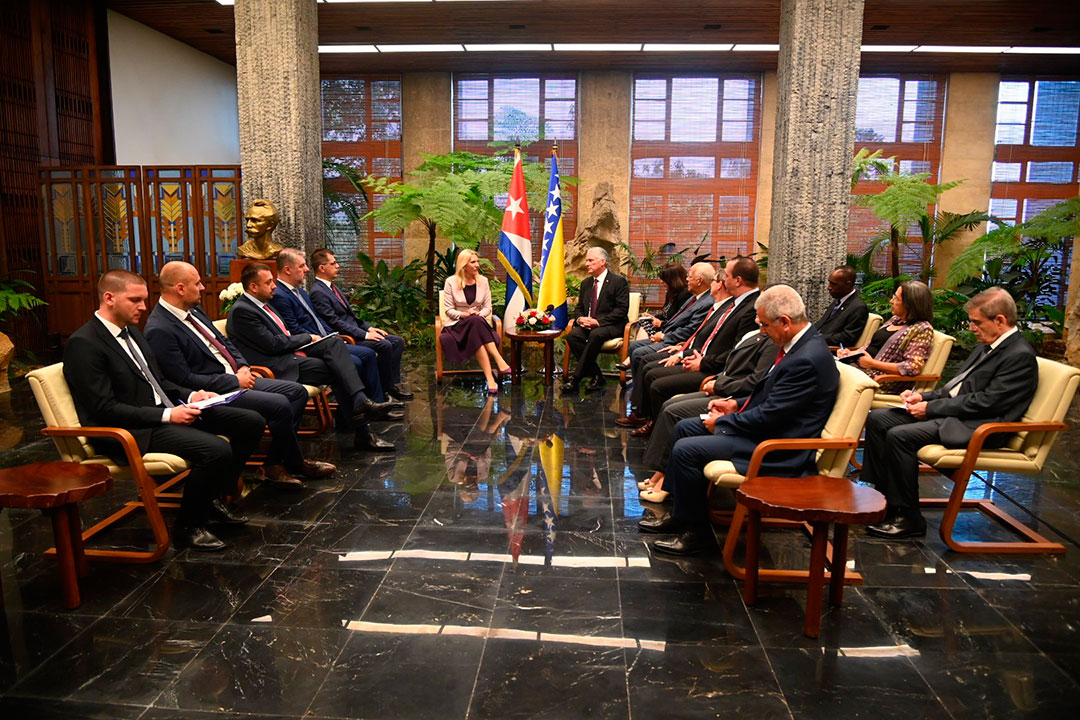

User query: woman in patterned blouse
[838,280,935,393]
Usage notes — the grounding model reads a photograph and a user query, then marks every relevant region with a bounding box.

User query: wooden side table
[735,475,886,638]
[0,462,113,609]
[505,328,566,386]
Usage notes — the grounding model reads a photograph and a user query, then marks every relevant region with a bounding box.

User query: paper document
[837,351,867,365]
[297,332,340,351]
[188,389,246,410]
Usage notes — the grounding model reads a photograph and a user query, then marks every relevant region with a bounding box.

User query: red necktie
[683,303,722,347]
[263,304,289,335]
[738,348,784,413]
[186,312,239,372]
[589,279,599,317]
[698,302,736,353]
[332,284,349,308]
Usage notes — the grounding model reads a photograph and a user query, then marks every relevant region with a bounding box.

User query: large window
[991,78,1080,308]
[849,75,946,276]
[629,75,760,300]
[321,76,403,281]
[453,74,578,268]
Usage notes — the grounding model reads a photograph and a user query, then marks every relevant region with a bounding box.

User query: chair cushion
[916,445,1040,474]
[304,385,324,399]
[704,460,744,488]
[601,338,623,353]
[81,453,191,478]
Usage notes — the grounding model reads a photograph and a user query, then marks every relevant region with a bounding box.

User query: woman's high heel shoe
[637,480,652,491]
[640,488,670,503]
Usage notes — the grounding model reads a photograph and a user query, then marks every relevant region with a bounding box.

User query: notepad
[187,389,246,410]
[297,331,340,351]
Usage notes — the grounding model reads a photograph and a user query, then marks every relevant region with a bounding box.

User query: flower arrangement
[515,309,556,332]
[218,282,244,315]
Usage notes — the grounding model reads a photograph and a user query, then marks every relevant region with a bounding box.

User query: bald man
[145,261,336,489]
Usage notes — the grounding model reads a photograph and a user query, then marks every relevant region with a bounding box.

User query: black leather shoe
[638,514,680,534]
[353,397,398,422]
[865,515,927,539]
[355,429,395,451]
[173,524,226,552]
[209,498,248,525]
[653,530,717,556]
[585,375,607,392]
[560,379,580,393]
[386,398,406,409]
[388,386,414,401]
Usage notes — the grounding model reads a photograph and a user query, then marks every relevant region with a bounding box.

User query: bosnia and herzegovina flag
[537,150,568,330]
[497,148,533,328]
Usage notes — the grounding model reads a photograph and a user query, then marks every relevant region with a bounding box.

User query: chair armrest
[873,373,940,384]
[744,437,859,480]
[620,322,633,361]
[435,316,443,334]
[937,420,1069,481]
[341,334,356,345]
[249,365,276,379]
[41,426,144,470]
[699,375,717,392]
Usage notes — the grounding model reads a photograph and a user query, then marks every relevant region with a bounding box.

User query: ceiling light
[914,45,1010,53]
[732,44,780,51]
[643,43,734,52]
[376,44,466,52]
[318,44,378,53]
[464,44,552,52]
[553,43,643,51]
[861,45,917,52]
[1004,46,1080,54]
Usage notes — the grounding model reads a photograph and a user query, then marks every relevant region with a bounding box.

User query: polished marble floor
[2,368,1080,719]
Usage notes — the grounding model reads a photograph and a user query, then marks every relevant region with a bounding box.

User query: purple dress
[440,285,499,363]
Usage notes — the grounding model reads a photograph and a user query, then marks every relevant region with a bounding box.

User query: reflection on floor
[2,371,1080,719]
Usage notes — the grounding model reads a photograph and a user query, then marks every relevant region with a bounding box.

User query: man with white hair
[561,246,630,393]
[639,284,839,555]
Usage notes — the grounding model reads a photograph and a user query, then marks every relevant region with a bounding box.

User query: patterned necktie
[119,328,174,408]
[684,302,723,347]
[827,300,842,319]
[942,344,992,396]
[186,312,239,372]
[698,302,736,353]
[332,284,349,309]
[589,278,599,317]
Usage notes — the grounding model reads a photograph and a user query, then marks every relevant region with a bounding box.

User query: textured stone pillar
[935,73,999,286]
[753,71,779,254]
[767,0,865,319]
[234,0,322,251]
[401,72,452,263]
[577,71,632,262]
[1067,247,1080,366]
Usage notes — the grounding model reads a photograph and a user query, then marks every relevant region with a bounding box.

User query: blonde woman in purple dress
[440,249,511,393]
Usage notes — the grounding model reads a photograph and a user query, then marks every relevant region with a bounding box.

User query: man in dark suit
[861,288,1038,539]
[641,329,778,476]
[226,262,398,452]
[814,265,869,347]
[309,248,412,401]
[269,248,387,404]
[63,270,267,551]
[639,284,839,555]
[145,261,337,490]
[561,246,630,393]
[620,257,761,433]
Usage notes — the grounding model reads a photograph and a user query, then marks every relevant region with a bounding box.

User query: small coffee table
[506,327,567,386]
[735,474,886,638]
[0,461,113,609]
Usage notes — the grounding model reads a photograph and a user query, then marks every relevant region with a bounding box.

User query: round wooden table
[505,327,567,386]
[735,475,886,638]
[0,461,113,609]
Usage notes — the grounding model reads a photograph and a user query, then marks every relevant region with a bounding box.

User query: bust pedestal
[229,259,277,283]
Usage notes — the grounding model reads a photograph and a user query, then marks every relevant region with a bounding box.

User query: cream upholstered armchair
[213,319,331,435]
[916,356,1078,555]
[434,290,503,383]
[828,313,883,352]
[703,361,879,586]
[870,330,955,410]
[27,363,185,562]
[561,291,641,385]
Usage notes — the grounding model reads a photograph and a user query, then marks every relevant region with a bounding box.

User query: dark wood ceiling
[106,0,1080,74]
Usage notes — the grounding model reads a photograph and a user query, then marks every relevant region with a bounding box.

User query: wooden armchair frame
[434,290,504,383]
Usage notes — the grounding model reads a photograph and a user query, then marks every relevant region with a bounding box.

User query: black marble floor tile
[470,640,629,720]
[283,521,413,570]
[626,643,789,720]
[157,624,350,715]
[237,475,353,524]
[309,633,484,720]
[910,650,1080,719]
[0,697,145,719]
[0,610,96,693]
[2,561,164,616]
[233,566,384,628]
[767,647,948,720]
[116,561,274,622]
[360,567,500,628]
[620,578,759,646]
[174,520,317,567]
[492,574,622,636]
[747,587,899,650]
[11,616,217,705]
[977,587,1080,658]
[323,486,436,524]
[848,538,968,589]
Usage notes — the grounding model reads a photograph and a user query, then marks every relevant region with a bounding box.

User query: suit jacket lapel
[168,306,221,364]
[92,316,144,378]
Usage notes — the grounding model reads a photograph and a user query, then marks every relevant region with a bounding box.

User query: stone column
[935,73,999,285]
[234,0,322,251]
[753,71,779,255]
[401,72,452,263]
[767,0,865,319]
[1067,248,1080,366]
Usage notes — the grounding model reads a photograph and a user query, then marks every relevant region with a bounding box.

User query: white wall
[108,10,240,165]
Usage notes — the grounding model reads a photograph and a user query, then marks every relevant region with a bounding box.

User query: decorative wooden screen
[991,78,1080,309]
[321,75,404,282]
[39,165,243,335]
[629,75,760,303]
[453,73,579,271]
[849,75,946,277]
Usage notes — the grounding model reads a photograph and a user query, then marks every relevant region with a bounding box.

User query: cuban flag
[537,150,568,330]
[497,148,533,328]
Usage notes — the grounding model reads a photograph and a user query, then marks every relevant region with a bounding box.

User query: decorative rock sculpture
[237,198,286,260]
[567,181,622,276]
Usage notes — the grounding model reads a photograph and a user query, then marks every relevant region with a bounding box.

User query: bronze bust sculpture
[237,198,285,260]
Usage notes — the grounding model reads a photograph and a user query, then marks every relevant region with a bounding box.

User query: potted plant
[0,274,47,394]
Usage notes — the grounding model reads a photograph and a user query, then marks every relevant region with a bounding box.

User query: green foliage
[322,158,370,240]
[617,237,703,279]
[851,148,895,189]
[0,275,47,322]
[349,252,432,341]
[862,274,978,351]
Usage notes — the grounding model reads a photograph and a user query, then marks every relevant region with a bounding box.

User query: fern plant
[0,275,46,322]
